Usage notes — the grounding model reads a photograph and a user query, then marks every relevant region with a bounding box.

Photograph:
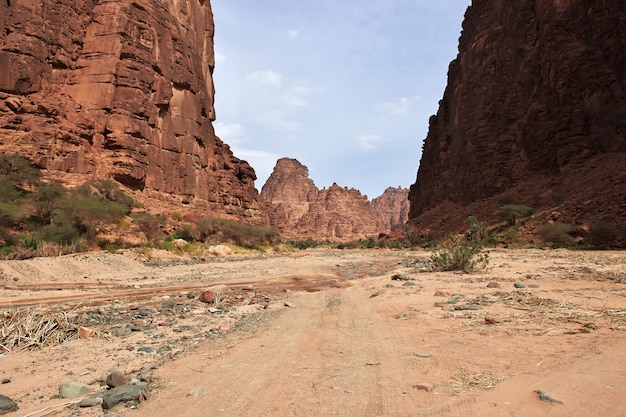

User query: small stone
[486,281,500,288]
[529,284,540,288]
[1,378,10,384]
[186,387,208,399]
[514,282,526,289]
[101,384,147,410]
[78,397,103,408]
[370,290,386,298]
[413,383,435,392]
[0,394,18,414]
[395,311,411,320]
[78,326,94,339]
[391,274,413,281]
[415,353,432,358]
[218,323,234,333]
[137,346,155,353]
[106,370,129,388]
[434,290,450,297]
[59,381,91,399]
[454,304,484,311]
[284,302,296,308]
[484,316,500,324]
[198,290,216,303]
[402,281,416,287]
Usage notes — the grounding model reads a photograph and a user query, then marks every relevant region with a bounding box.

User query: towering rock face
[372,187,410,232]
[409,0,626,236]
[0,0,262,221]
[261,158,391,241]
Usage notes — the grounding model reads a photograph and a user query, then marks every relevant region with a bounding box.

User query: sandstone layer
[409,0,626,242]
[372,187,410,232]
[261,158,405,241]
[0,0,262,222]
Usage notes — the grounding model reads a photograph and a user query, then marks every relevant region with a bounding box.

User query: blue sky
[211,0,471,200]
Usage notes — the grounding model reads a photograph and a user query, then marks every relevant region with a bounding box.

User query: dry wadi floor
[0,248,625,417]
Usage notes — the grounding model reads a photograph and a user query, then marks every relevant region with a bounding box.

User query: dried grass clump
[1,309,79,352]
[447,367,505,395]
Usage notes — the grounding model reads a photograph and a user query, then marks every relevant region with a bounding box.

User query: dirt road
[1,248,625,417]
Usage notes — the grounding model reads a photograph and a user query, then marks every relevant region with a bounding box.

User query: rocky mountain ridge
[261,158,408,241]
[408,0,626,244]
[0,0,263,222]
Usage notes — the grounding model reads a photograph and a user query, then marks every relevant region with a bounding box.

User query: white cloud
[287,29,300,38]
[214,122,248,145]
[375,96,420,116]
[357,134,385,151]
[246,70,283,87]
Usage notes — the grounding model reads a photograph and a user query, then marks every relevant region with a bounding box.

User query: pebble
[0,394,18,414]
[514,282,526,289]
[413,383,435,392]
[101,384,148,410]
[59,381,91,399]
[370,290,386,298]
[454,304,484,311]
[187,387,208,399]
[402,281,416,287]
[415,353,432,358]
[106,370,129,388]
[198,290,216,304]
[486,281,500,288]
[137,346,155,353]
[434,290,450,297]
[78,397,103,408]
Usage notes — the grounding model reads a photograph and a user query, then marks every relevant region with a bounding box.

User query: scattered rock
[199,290,216,304]
[534,390,564,405]
[365,362,381,366]
[454,304,484,311]
[415,353,432,358]
[106,370,129,388]
[137,347,155,353]
[486,281,500,288]
[514,283,526,289]
[413,383,435,392]
[0,394,18,415]
[391,274,413,281]
[370,290,386,298]
[186,387,208,399]
[529,284,540,288]
[78,326,95,339]
[402,281,417,287]
[218,323,234,333]
[101,384,148,410]
[1,378,10,384]
[78,397,103,408]
[484,316,500,324]
[284,302,296,308]
[395,311,411,320]
[59,381,91,399]
[434,290,450,297]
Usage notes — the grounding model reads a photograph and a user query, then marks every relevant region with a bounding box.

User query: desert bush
[497,204,534,225]
[135,214,164,244]
[289,239,320,250]
[431,238,489,273]
[171,224,196,242]
[587,221,616,248]
[537,223,573,246]
[171,211,183,221]
[196,216,280,248]
[36,223,82,244]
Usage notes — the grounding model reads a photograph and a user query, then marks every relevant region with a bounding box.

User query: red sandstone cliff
[372,187,409,232]
[0,0,262,222]
[261,158,404,241]
[409,0,626,241]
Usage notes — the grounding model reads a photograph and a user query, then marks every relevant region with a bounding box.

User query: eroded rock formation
[409,0,626,239]
[261,158,401,241]
[0,0,262,221]
[372,187,410,232]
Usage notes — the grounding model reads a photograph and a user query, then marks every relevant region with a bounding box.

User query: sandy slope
[0,248,625,417]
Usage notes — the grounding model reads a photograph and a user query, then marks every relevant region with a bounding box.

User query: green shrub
[135,214,164,244]
[36,223,83,244]
[171,224,196,241]
[537,223,573,246]
[431,238,489,273]
[289,239,319,250]
[497,204,534,225]
[466,216,490,243]
[171,211,183,221]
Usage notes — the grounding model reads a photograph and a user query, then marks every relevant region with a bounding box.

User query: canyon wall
[0,0,262,221]
[409,0,626,238]
[261,158,407,241]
